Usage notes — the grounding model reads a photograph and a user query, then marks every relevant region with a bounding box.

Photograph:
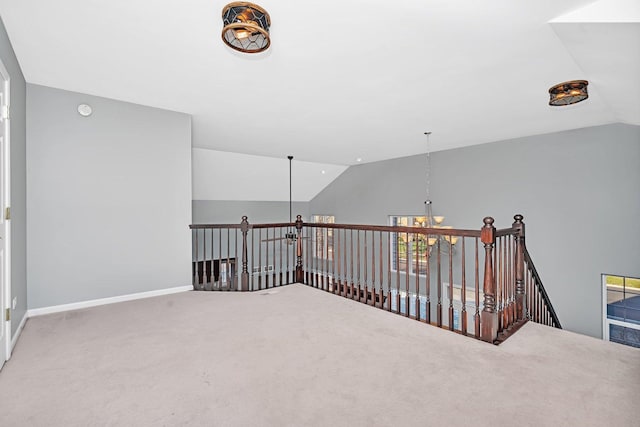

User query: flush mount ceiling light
[221,2,271,53]
[548,80,589,106]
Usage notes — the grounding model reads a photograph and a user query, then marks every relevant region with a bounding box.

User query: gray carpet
[1,284,638,426]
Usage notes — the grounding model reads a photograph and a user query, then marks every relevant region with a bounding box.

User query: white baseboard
[28,285,193,317]
[10,311,28,354]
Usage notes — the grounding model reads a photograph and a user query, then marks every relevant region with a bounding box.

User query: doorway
[0,57,10,369]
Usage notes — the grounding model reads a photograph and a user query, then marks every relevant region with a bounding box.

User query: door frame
[0,56,11,364]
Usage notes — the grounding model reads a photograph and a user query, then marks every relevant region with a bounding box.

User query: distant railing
[189,214,561,344]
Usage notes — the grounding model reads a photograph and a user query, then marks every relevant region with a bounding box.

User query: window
[312,215,335,260]
[603,274,640,348]
[390,215,428,275]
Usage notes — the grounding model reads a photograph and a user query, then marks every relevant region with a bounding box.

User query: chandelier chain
[425,132,431,202]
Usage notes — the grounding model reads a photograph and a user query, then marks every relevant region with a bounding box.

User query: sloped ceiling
[0,0,637,166]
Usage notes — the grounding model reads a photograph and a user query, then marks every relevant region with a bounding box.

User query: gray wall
[311,123,640,338]
[0,17,27,337]
[27,84,192,308]
[193,200,309,224]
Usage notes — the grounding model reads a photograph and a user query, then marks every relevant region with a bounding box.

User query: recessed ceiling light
[321,170,326,174]
[77,104,92,117]
[356,158,362,163]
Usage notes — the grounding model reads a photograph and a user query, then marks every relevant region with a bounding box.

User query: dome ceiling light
[221,2,271,53]
[548,80,589,106]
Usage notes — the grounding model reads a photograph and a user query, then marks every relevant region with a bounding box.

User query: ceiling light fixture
[221,2,271,53]
[548,80,589,106]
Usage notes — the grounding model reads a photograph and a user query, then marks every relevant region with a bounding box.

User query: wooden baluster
[332,227,337,294]
[286,226,291,284]
[508,234,513,326]
[341,229,346,296]
[342,228,346,296]
[251,228,255,291]
[474,237,480,338]
[480,217,498,343]
[295,215,304,283]
[234,228,238,290]
[425,233,431,323]
[496,237,508,333]
[372,231,377,305]
[415,232,420,320]
[320,226,324,289]
[194,229,201,288]
[203,228,208,288]
[513,214,525,321]
[496,237,502,333]
[315,227,319,288]
[527,265,532,320]
[504,236,510,327]
[350,229,355,299]
[405,232,410,317]
[240,217,249,291]
[219,228,223,290]
[362,230,367,301]
[379,231,384,308]
[226,228,231,290]
[437,239,442,327]
[264,228,269,289]
[213,228,218,289]
[395,232,400,312]
[272,227,276,287]
[278,228,283,286]
[461,237,467,335]
[256,228,262,290]
[448,237,454,330]
[308,226,312,285]
[357,230,362,301]
[371,231,376,305]
[387,231,392,311]
[336,227,341,295]
[325,226,329,291]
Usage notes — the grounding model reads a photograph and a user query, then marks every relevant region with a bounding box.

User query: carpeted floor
[1,284,638,426]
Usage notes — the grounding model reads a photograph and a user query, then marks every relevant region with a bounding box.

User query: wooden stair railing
[524,247,562,329]
[190,214,561,344]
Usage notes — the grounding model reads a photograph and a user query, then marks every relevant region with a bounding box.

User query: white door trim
[0,56,11,364]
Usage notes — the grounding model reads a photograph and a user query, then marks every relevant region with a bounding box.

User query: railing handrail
[524,247,562,329]
[189,221,521,239]
[190,222,294,230]
[302,222,483,237]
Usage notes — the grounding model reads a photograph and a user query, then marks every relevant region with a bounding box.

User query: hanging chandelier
[548,80,589,106]
[423,132,457,247]
[221,2,271,53]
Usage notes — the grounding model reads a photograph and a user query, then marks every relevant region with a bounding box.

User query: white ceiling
[1,0,638,166]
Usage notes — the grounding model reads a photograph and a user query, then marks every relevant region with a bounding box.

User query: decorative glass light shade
[221,2,271,53]
[548,80,589,106]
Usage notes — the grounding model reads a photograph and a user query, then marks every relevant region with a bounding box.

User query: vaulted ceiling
[1,0,638,165]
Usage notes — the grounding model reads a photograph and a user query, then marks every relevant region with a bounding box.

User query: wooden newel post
[513,214,526,321]
[240,216,250,291]
[480,217,498,343]
[295,215,304,283]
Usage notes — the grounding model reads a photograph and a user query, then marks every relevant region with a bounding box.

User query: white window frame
[602,274,640,347]
[312,215,335,261]
[389,215,429,276]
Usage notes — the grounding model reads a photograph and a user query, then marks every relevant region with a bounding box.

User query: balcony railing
[190,214,560,344]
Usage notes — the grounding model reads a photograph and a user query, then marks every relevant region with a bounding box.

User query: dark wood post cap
[483,217,494,227]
